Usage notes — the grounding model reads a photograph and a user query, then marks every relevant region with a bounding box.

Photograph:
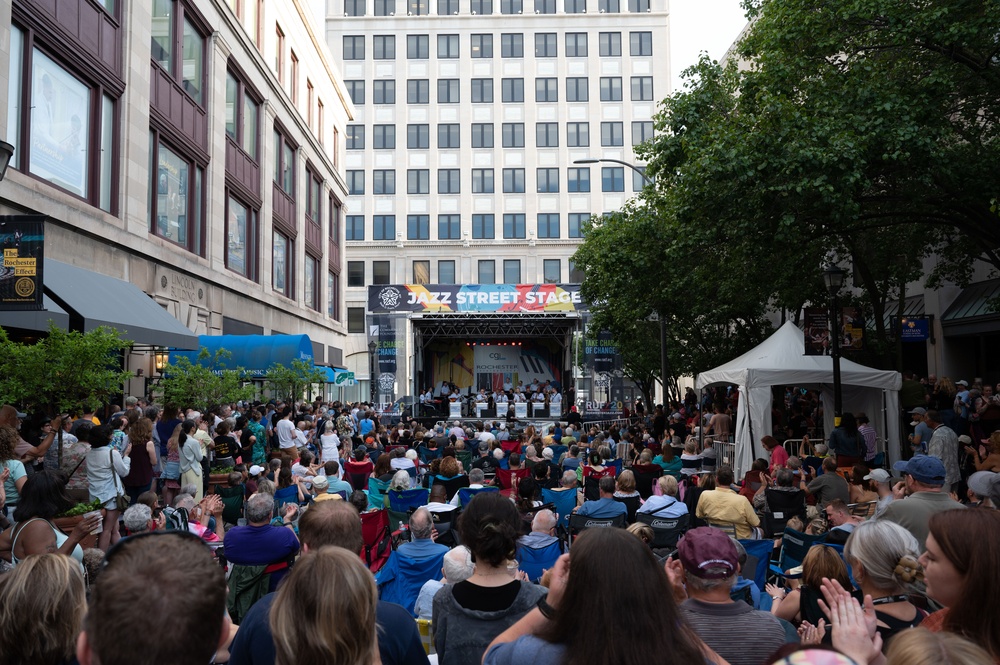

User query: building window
[437,79,460,103]
[599,32,621,56]
[407,34,429,58]
[599,0,619,10]
[373,169,396,195]
[375,0,395,15]
[471,78,494,103]
[150,134,204,254]
[346,80,365,105]
[502,123,525,148]
[569,213,588,238]
[535,0,556,12]
[373,35,395,59]
[273,128,296,195]
[407,214,430,239]
[306,169,323,222]
[472,168,495,193]
[502,78,524,102]
[329,271,340,320]
[472,214,495,239]
[567,167,590,192]
[346,0,366,15]
[373,124,396,149]
[272,230,292,297]
[566,32,588,56]
[565,0,585,11]
[290,51,299,103]
[347,307,365,333]
[407,169,430,194]
[151,0,207,104]
[373,261,391,284]
[413,260,430,284]
[534,33,557,57]
[347,125,364,149]
[503,260,521,283]
[438,34,460,58]
[632,166,649,191]
[407,124,430,149]
[304,254,319,311]
[438,124,460,149]
[479,260,495,284]
[438,169,461,194]
[438,214,461,239]
[408,0,429,15]
[346,215,365,240]
[471,0,492,13]
[317,99,325,145]
[503,213,526,238]
[471,123,494,148]
[562,79,589,106]
[373,215,396,240]
[500,0,523,13]
[274,24,285,83]
[471,34,493,57]
[343,35,365,60]
[225,69,261,161]
[537,213,560,238]
[348,261,365,286]
[543,259,560,283]
[537,168,559,193]
[502,168,525,193]
[373,80,396,104]
[347,170,364,195]
[501,34,524,57]
[407,79,430,104]
[536,123,559,147]
[630,31,652,55]
[226,194,257,279]
[601,121,624,146]
[628,0,649,11]
[438,0,459,13]
[632,121,654,145]
[567,122,589,147]
[439,260,456,284]
[631,76,654,101]
[535,78,558,102]
[602,166,625,191]
[600,77,623,101]
[569,259,585,282]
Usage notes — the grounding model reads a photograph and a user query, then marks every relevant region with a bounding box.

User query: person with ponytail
[432,491,545,665]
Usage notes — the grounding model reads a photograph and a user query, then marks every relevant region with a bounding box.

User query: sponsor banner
[900,316,930,342]
[368,284,585,313]
[369,316,398,398]
[803,307,830,356]
[0,216,45,310]
[841,307,864,351]
[586,329,619,372]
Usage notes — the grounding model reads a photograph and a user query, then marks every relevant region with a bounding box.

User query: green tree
[263,359,326,403]
[158,348,255,410]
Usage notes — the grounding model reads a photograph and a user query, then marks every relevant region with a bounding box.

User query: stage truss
[411,311,583,343]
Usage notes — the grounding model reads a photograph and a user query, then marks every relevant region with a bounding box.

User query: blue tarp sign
[900,317,930,342]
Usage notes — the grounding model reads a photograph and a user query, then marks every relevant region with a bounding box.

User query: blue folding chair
[517,539,563,583]
[768,528,827,582]
[388,488,430,512]
[542,487,578,530]
[457,485,499,507]
[548,444,568,460]
[739,538,774,593]
[605,459,623,476]
[376,549,446,616]
[367,477,391,510]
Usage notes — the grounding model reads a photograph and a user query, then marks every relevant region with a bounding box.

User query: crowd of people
[0,392,998,665]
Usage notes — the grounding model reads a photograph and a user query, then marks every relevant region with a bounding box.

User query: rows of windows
[346,121,654,150]
[346,77,653,105]
[344,212,596,241]
[343,31,652,60]
[342,0,651,17]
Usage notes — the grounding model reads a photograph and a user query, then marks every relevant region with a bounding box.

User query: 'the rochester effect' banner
[368,284,586,313]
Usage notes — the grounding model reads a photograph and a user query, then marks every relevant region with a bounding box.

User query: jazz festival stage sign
[368,284,586,313]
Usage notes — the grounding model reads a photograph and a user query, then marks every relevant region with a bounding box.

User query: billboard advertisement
[368,283,585,313]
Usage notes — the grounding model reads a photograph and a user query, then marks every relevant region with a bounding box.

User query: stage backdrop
[424,341,562,393]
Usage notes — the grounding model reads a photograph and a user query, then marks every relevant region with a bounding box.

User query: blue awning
[169,334,314,378]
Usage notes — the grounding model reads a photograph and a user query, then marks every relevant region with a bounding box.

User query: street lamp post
[573,158,671,404]
[823,264,846,425]
[368,340,377,406]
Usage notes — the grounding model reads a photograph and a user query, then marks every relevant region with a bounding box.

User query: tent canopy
[696,321,901,475]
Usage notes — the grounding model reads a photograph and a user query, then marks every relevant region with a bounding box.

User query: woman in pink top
[762,435,789,474]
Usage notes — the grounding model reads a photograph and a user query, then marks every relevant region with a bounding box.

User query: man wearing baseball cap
[673,527,787,665]
[907,407,931,454]
[862,468,896,517]
[882,455,964,551]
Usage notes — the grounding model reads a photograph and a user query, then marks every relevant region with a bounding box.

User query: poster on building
[841,307,865,351]
[900,316,930,342]
[0,216,45,310]
[29,51,90,197]
[803,308,830,356]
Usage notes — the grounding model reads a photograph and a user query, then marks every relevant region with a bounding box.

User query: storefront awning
[42,259,198,349]
[942,278,1000,336]
[169,334,315,378]
[0,294,70,333]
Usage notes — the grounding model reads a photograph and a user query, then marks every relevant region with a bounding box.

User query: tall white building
[322,0,670,401]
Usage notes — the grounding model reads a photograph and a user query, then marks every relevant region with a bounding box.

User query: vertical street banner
[803,308,830,356]
[0,216,45,310]
[841,307,865,351]
[370,315,398,401]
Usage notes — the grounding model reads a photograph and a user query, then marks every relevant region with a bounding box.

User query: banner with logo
[841,307,865,351]
[369,315,398,399]
[900,316,930,342]
[586,329,619,372]
[0,216,45,310]
[803,307,830,356]
[368,283,586,313]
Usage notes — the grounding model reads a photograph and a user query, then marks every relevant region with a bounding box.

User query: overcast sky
[669,0,749,93]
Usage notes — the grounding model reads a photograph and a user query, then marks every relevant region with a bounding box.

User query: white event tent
[695,321,901,476]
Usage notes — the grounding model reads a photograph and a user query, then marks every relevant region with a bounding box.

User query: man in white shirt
[502,379,513,392]
[275,407,301,451]
[494,390,508,404]
[550,390,562,406]
[513,390,526,403]
[475,389,488,403]
[449,421,466,441]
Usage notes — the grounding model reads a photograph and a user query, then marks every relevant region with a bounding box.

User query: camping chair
[706,521,738,539]
[632,464,663,499]
[427,506,461,547]
[613,494,642,524]
[768,528,827,583]
[495,468,529,497]
[636,512,689,549]
[360,509,392,573]
[457,485,499,507]
[605,459,623,476]
[739,538,775,593]
[456,450,474,472]
[848,501,877,519]
[500,439,521,455]
[567,512,626,546]
[548,444,568,460]
[367,477,391,510]
[417,445,441,464]
[761,487,807,537]
[432,475,470,501]
[213,483,245,525]
[541,487,578,530]
[376,549,447,616]
[517,539,563,583]
[388,488,430,512]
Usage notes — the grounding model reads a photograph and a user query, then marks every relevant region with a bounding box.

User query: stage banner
[0,216,45,310]
[369,315,398,399]
[803,308,830,356]
[368,283,586,313]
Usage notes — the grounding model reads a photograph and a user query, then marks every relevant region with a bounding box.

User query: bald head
[531,509,557,534]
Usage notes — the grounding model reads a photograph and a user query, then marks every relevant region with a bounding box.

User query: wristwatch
[536,596,556,619]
